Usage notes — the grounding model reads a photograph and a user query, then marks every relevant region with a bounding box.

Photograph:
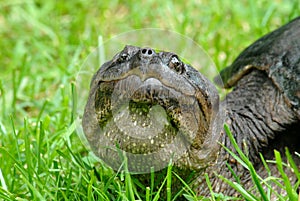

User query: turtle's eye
[169,55,185,74]
[117,53,130,63]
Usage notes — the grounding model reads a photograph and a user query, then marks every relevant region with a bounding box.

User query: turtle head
[82,45,222,173]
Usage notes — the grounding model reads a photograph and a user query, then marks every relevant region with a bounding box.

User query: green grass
[0,0,299,200]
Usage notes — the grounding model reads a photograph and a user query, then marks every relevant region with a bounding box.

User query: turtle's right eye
[169,55,185,74]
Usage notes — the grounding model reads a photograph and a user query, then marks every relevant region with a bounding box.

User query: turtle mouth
[94,75,202,156]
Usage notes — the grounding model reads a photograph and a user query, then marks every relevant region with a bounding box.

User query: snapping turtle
[82,17,300,197]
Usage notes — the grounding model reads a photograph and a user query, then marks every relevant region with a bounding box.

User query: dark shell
[217,17,300,117]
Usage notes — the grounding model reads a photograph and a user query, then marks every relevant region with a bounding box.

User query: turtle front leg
[223,69,299,163]
[193,69,300,197]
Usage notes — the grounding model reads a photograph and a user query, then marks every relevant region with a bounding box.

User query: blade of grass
[259,153,272,199]
[274,150,298,201]
[226,162,241,184]
[24,118,33,184]
[0,187,14,201]
[167,159,173,201]
[146,186,150,201]
[14,164,45,201]
[153,174,169,201]
[0,81,6,117]
[71,82,77,123]
[36,121,45,174]
[220,144,248,170]
[36,100,48,126]
[285,148,300,179]
[224,124,268,201]
[218,175,256,201]
[10,116,20,160]
[98,35,105,66]
[87,169,95,201]
[172,171,197,199]
[12,70,17,112]
[0,168,7,191]
[0,120,6,136]
[123,152,135,201]
[205,173,215,201]
[150,166,155,200]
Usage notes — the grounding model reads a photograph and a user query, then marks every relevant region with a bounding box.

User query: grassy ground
[0,0,299,200]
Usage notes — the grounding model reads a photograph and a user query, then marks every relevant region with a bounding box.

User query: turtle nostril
[141,48,154,56]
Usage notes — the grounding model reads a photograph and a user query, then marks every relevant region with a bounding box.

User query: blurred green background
[0,0,299,200]
[1,0,299,121]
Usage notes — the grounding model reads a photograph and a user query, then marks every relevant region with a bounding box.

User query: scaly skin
[194,70,300,197]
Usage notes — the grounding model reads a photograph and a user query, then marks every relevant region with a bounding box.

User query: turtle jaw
[91,74,207,171]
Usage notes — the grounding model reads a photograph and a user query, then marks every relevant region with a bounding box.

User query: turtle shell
[217,17,300,117]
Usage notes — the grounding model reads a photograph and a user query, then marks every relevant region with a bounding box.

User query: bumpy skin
[83,17,300,199]
[83,46,222,173]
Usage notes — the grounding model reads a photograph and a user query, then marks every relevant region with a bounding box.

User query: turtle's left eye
[169,55,185,74]
[117,53,130,63]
